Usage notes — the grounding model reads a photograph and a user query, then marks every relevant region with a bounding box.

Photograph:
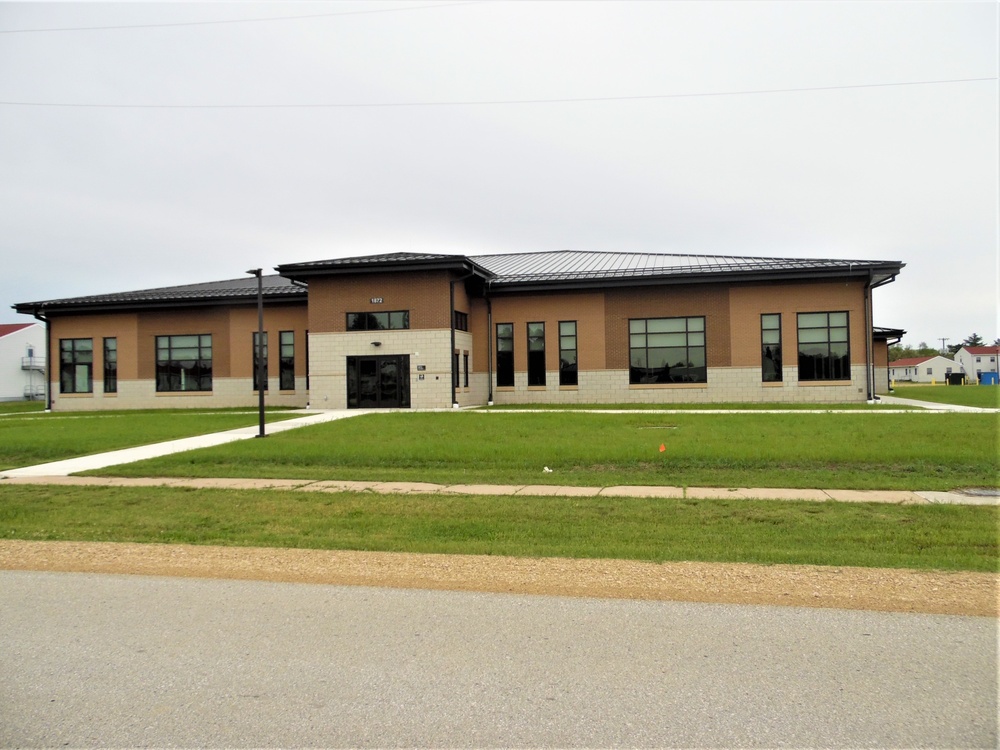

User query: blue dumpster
[980,372,998,385]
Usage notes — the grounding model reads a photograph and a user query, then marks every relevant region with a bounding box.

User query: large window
[453,311,469,331]
[253,332,268,391]
[559,321,578,386]
[279,331,295,390]
[629,317,706,384]
[59,338,92,394]
[103,338,117,393]
[156,334,212,392]
[797,312,850,381]
[527,322,545,386]
[496,323,514,387]
[761,314,782,382]
[346,311,409,331]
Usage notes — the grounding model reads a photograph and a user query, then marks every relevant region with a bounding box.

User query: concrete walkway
[2,407,996,506]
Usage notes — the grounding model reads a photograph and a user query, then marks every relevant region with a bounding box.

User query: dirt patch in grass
[1,540,995,617]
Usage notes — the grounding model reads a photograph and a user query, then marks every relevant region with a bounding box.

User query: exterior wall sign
[370,297,384,304]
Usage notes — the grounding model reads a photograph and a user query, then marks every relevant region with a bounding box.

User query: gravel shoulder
[1,540,996,617]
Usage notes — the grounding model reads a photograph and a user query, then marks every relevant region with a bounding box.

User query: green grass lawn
[892,384,1000,409]
[0,408,302,471]
[0,400,46,415]
[2,484,995,572]
[97,411,999,491]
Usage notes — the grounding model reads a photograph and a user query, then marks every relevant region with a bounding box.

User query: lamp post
[246,268,266,438]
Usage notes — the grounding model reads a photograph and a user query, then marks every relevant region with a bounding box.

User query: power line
[0,77,994,110]
[0,1,479,34]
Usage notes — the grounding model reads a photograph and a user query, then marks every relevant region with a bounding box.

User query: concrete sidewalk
[1,407,996,506]
[0,409,370,479]
[2,473,996,506]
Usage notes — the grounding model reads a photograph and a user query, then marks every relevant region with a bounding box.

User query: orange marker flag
[659,443,666,452]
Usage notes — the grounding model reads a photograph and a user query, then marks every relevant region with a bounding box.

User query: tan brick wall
[605,284,732,369]
[308,329,467,409]
[729,279,868,368]
[307,271,454,333]
[489,364,869,405]
[485,291,607,373]
[47,302,308,411]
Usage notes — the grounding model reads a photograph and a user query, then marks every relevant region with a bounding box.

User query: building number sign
[370,297,384,304]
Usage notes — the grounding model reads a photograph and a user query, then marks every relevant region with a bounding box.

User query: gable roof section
[468,250,903,291]
[960,346,1000,356]
[14,275,305,316]
[0,323,35,338]
[889,356,937,367]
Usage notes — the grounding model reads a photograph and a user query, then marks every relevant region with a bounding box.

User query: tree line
[889,333,999,362]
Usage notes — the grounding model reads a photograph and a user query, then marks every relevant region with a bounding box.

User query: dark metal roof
[14,274,305,316]
[276,252,491,280]
[873,326,906,341]
[468,250,904,290]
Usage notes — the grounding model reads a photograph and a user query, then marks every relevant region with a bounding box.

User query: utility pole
[938,337,949,354]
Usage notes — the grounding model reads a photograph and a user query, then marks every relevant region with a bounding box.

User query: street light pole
[247,268,266,438]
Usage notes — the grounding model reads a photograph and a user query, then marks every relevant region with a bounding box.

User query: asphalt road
[1,571,996,748]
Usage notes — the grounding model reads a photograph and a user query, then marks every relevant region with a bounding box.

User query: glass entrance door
[346,355,410,408]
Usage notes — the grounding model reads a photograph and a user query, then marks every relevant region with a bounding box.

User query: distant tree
[889,342,941,361]
[993,338,1000,347]
[948,333,986,355]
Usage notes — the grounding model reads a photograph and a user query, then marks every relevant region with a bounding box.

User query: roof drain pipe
[864,272,874,403]
[486,291,494,406]
[450,271,477,409]
[35,309,52,412]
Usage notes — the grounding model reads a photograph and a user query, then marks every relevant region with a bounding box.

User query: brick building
[14,250,905,410]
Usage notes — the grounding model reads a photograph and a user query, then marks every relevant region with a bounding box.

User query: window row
[493,312,852,387]
[59,333,298,394]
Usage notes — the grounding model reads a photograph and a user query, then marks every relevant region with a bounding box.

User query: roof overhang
[275,254,493,283]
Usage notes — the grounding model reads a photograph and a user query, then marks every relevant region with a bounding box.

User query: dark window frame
[797,311,850,381]
[527,322,545,386]
[346,311,409,331]
[279,331,295,391]
[155,334,213,392]
[558,321,578,387]
[496,323,514,387]
[463,352,469,388]
[59,338,93,394]
[761,313,782,382]
[103,337,117,393]
[453,311,469,332]
[628,316,707,385]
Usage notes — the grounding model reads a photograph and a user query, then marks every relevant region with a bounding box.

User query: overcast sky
[1,1,996,349]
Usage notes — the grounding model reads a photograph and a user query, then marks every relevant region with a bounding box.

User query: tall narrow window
[453,351,460,389]
[463,352,469,387]
[253,332,268,391]
[279,331,295,390]
[629,317,706,384]
[527,322,545,386]
[761,314,782,382]
[156,335,212,392]
[59,338,93,394]
[559,321,578,386]
[496,323,514,387]
[103,337,118,393]
[797,312,850,381]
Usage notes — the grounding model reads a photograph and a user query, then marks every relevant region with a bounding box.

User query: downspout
[864,272,874,402]
[33,309,51,411]
[486,291,494,405]
[449,271,477,408]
